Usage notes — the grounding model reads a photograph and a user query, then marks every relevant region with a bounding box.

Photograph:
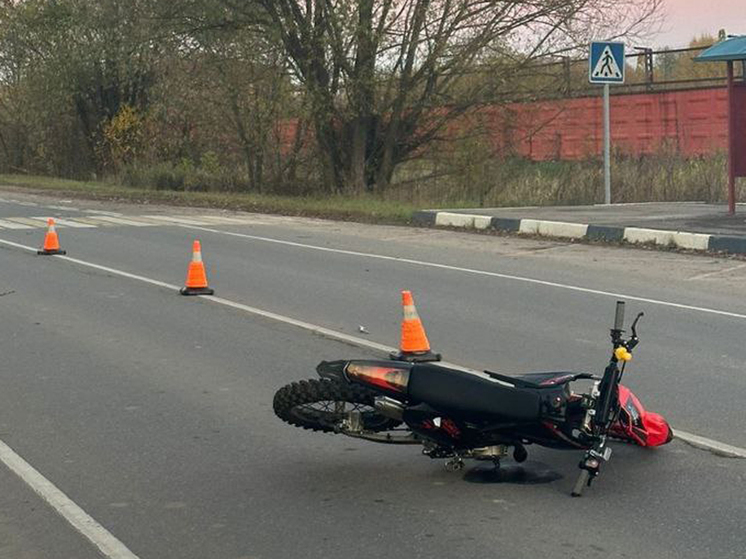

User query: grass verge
[0,174,418,225]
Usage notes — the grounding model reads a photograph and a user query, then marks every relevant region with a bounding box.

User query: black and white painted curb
[413,210,746,255]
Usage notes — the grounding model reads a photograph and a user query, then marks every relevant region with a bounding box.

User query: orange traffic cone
[390,290,441,362]
[37,218,66,255]
[180,240,214,296]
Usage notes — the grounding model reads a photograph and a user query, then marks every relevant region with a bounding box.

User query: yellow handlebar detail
[615,347,632,362]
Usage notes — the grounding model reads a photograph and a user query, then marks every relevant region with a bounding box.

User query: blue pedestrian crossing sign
[589,42,625,84]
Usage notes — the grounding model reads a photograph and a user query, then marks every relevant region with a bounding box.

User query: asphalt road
[0,191,744,558]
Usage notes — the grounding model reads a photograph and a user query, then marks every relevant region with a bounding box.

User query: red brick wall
[277,87,732,161]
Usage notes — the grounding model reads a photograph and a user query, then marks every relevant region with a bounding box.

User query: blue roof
[696,36,746,62]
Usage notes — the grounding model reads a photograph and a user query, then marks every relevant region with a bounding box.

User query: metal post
[604,84,611,204]
[727,61,736,215]
[645,49,654,89]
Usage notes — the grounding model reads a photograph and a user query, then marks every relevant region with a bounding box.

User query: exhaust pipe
[374,397,405,421]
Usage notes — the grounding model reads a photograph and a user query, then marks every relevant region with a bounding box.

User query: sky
[651,0,746,47]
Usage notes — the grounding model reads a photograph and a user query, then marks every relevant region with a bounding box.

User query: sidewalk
[413,202,746,255]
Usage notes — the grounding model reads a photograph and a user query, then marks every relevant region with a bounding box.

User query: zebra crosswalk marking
[197,216,255,224]
[32,217,97,228]
[5,217,49,227]
[0,213,259,230]
[87,211,124,217]
[128,216,179,225]
[144,215,216,226]
[68,217,118,227]
[0,219,34,229]
[44,205,81,211]
[87,216,155,227]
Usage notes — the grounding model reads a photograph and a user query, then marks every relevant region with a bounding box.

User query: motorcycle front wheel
[273,378,402,433]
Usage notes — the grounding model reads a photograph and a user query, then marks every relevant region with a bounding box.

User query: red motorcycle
[274,301,672,496]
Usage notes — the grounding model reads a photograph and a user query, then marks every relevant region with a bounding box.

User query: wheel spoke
[276,380,401,433]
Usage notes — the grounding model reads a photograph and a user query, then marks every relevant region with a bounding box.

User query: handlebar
[609,301,644,356]
[613,301,625,331]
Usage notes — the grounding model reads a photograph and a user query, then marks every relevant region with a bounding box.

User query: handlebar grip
[614,301,625,330]
[571,469,590,497]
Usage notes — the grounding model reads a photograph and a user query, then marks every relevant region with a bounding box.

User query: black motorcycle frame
[278,301,654,496]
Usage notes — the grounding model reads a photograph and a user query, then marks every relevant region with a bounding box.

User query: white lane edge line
[675,430,746,459]
[0,439,141,559]
[0,236,744,461]
[687,263,746,281]
[0,237,391,350]
[175,225,746,322]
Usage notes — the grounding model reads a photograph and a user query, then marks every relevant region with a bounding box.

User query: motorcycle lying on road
[274,300,672,496]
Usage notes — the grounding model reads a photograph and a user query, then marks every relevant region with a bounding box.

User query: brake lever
[626,312,644,350]
[630,312,644,338]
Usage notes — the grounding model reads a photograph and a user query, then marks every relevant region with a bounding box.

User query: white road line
[71,217,118,227]
[145,215,215,226]
[688,263,746,281]
[0,235,743,460]
[675,430,746,458]
[5,217,47,228]
[0,439,141,559]
[85,216,157,227]
[6,200,38,207]
[197,216,258,225]
[88,211,124,217]
[32,217,97,228]
[0,238,392,352]
[177,224,746,322]
[44,205,80,211]
[0,218,33,229]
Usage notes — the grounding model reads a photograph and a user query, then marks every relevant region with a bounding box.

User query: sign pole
[603,83,611,205]
[727,61,736,215]
[589,42,624,205]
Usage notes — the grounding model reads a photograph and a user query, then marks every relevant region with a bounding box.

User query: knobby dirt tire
[273,378,402,433]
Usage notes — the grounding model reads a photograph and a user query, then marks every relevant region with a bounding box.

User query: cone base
[180,286,214,296]
[389,350,442,363]
[37,249,66,255]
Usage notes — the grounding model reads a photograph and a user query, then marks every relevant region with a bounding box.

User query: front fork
[572,373,617,497]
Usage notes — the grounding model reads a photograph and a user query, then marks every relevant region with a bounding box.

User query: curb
[414,210,746,256]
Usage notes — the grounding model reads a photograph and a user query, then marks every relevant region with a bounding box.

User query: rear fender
[315,360,349,382]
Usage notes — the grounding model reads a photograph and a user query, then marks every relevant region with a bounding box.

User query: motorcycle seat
[484,370,596,389]
[408,363,541,422]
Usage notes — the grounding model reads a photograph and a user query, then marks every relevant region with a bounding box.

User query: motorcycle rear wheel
[273,379,402,433]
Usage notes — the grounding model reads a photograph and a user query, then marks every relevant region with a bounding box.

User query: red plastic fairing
[609,385,673,447]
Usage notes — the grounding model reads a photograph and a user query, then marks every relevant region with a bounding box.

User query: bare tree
[223,0,662,193]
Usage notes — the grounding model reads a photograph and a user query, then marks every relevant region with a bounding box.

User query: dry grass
[1,149,740,224]
[389,149,738,208]
[0,174,417,224]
